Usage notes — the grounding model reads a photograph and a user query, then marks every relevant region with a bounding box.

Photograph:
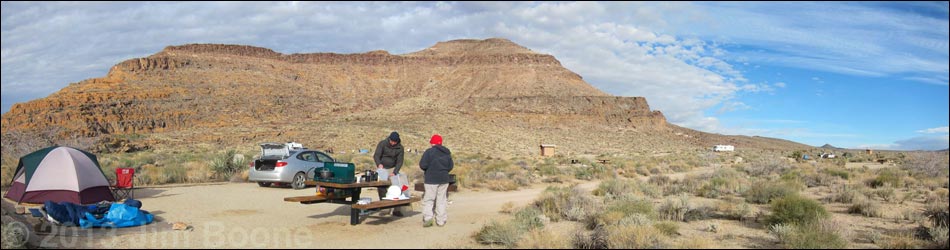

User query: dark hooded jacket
[420,145,454,184]
[373,139,404,174]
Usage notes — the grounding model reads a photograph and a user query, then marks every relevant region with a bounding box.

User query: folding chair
[111,168,135,201]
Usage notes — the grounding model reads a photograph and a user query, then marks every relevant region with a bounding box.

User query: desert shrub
[848,197,883,217]
[158,165,188,185]
[696,168,747,198]
[677,236,715,249]
[742,157,793,177]
[652,221,680,236]
[876,232,922,249]
[648,175,672,187]
[534,185,600,222]
[486,178,521,191]
[769,223,796,243]
[824,168,851,180]
[924,202,949,229]
[744,180,800,204]
[929,226,949,249]
[826,184,864,203]
[586,197,656,230]
[874,187,897,203]
[537,163,563,177]
[900,152,950,178]
[475,220,522,247]
[500,202,516,214]
[476,206,547,247]
[572,226,608,249]
[517,229,571,249]
[781,220,849,249]
[867,168,905,188]
[606,224,668,249]
[608,197,655,218]
[717,199,753,220]
[512,206,545,231]
[662,175,704,196]
[659,194,691,222]
[656,193,709,222]
[593,178,661,199]
[210,150,242,181]
[767,195,829,226]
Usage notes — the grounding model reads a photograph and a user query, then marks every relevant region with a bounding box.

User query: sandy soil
[20,180,597,249]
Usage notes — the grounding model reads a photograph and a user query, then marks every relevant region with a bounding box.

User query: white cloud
[917,126,950,134]
[860,135,949,151]
[774,82,786,88]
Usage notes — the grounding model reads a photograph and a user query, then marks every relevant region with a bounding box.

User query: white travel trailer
[713,145,735,152]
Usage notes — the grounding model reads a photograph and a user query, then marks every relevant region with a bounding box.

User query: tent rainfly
[4,146,115,204]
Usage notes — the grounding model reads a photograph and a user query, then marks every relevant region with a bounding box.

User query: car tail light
[276,161,288,167]
[249,161,254,168]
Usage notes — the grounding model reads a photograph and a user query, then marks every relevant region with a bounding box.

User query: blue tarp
[80,203,153,228]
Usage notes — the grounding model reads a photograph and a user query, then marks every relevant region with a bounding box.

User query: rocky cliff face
[1,38,680,153]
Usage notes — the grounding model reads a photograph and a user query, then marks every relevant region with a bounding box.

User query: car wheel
[291,172,307,190]
[257,182,271,187]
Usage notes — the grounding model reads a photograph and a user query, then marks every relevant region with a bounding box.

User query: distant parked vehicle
[248,142,335,189]
[713,145,735,152]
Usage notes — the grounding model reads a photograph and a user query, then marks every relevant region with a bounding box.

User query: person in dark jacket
[374,131,405,216]
[420,134,453,227]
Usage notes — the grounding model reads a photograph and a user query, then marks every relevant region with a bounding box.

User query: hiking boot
[423,219,434,228]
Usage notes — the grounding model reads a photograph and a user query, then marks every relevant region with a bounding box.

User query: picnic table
[284,180,420,225]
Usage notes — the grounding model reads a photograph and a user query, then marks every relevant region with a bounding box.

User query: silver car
[248,143,335,189]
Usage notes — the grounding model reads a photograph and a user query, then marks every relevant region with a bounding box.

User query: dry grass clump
[451,156,534,191]
[593,178,662,199]
[826,184,866,203]
[740,156,793,178]
[605,224,669,249]
[677,235,715,249]
[770,219,849,249]
[875,232,923,249]
[847,196,883,218]
[517,229,571,249]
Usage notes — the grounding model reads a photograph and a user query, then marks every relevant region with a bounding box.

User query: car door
[295,151,320,179]
[315,151,335,164]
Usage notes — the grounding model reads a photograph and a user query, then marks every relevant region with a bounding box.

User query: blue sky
[2,1,948,150]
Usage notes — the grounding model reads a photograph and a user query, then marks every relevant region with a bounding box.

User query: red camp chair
[111,168,135,201]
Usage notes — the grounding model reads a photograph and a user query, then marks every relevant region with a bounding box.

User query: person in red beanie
[419,134,453,227]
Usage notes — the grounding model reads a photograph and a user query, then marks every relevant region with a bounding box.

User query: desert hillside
[0,38,811,156]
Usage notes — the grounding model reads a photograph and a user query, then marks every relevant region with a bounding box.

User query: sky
[2,1,948,150]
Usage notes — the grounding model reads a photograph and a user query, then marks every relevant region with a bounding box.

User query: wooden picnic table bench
[284,180,421,225]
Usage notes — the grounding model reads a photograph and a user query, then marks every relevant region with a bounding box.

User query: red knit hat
[429,134,443,145]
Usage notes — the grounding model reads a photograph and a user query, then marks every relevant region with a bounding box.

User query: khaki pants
[422,183,449,225]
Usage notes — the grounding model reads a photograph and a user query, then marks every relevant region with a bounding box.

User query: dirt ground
[6,164,937,249]
[11,180,597,249]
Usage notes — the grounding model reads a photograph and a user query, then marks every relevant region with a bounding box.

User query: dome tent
[4,146,115,204]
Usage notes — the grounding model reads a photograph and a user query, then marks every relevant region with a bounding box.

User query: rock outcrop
[2,38,659,141]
